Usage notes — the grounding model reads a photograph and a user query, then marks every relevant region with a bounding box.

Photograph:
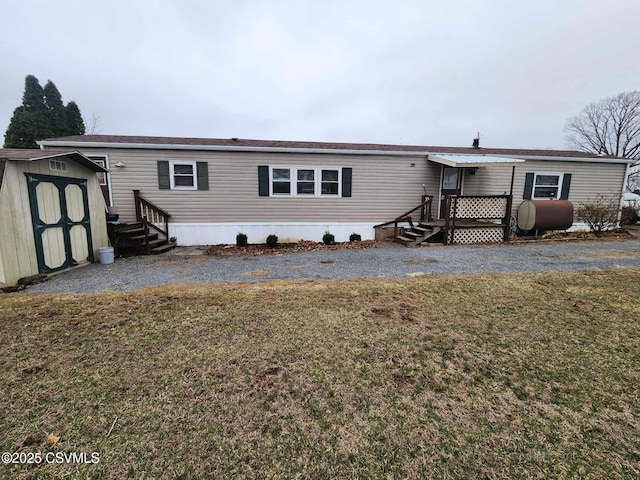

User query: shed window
[49,160,67,172]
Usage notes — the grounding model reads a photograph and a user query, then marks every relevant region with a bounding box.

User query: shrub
[322,231,335,245]
[620,206,639,225]
[576,194,621,233]
[266,234,278,247]
[236,232,248,247]
[349,233,362,242]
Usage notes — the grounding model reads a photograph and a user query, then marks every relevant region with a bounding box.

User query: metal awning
[427,154,525,168]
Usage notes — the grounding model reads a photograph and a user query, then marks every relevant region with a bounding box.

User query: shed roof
[0,149,107,187]
[39,134,630,163]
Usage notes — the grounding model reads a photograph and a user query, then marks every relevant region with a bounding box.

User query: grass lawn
[1,269,639,479]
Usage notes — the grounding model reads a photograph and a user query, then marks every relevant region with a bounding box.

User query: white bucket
[98,247,114,265]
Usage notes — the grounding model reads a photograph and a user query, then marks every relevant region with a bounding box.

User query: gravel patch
[19,239,640,295]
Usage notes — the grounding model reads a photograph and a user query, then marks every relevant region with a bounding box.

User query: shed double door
[26,173,94,274]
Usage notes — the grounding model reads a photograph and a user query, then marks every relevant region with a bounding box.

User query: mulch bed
[204,227,638,258]
[205,239,382,257]
[514,228,635,242]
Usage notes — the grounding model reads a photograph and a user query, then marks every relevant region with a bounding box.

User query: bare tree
[83,113,103,134]
[565,91,640,190]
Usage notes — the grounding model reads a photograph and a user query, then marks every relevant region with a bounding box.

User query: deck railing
[373,195,433,237]
[443,194,512,245]
[133,190,171,238]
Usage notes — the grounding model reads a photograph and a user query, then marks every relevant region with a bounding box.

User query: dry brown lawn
[1,269,639,479]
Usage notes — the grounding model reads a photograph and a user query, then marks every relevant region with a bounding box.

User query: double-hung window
[524,172,571,200]
[170,162,197,190]
[157,160,209,190]
[533,173,562,199]
[272,168,292,194]
[269,167,342,197]
[297,169,315,195]
[321,170,340,195]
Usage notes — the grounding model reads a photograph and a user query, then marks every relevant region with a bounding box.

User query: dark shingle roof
[40,134,620,159]
[0,148,46,161]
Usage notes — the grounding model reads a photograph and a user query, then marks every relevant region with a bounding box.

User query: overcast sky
[1,1,638,150]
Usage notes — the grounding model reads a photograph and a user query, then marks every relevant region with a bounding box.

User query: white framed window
[297,169,315,195]
[49,159,67,172]
[272,168,292,194]
[321,169,340,195]
[269,167,341,197]
[89,157,107,185]
[533,173,563,199]
[170,161,197,190]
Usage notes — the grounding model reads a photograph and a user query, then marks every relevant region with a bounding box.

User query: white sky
[1,0,638,149]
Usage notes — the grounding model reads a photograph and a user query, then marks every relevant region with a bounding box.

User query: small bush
[236,232,248,247]
[323,231,335,245]
[576,194,621,233]
[349,233,362,242]
[620,206,639,225]
[266,234,278,247]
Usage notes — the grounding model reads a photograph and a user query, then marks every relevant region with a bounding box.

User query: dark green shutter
[342,168,352,197]
[196,162,208,190]
[560,173,572,200]
[258,166,269,196]
[157,161,170,190]
[523,172,534,199]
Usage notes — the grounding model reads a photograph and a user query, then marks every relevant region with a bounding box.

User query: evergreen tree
[64,101,85,136]
[4,75,86,148]
[43,80,66,137]
[22,75,46,112]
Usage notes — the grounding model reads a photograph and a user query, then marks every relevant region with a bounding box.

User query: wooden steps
[108,221,176,255]
[394,222,443,247]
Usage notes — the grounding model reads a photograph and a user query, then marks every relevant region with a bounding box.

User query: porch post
[509,166,515,196]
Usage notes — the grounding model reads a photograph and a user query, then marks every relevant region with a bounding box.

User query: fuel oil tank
[517,200,574,231]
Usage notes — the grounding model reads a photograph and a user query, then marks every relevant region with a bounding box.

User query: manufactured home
[0,149,109,287]
[39,135,630,246]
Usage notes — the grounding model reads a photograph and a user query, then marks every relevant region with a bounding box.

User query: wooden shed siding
[463,161,627,217]
[47,148,441,224]
[0,159,108,285]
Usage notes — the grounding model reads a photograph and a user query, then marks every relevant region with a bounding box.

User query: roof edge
[39,141,432,157]
[37,137,629,163]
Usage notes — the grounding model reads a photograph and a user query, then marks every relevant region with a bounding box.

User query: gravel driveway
[19,239,640,295]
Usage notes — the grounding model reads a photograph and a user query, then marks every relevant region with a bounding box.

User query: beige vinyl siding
[45,147,441,224]
[0,158,108,286]
[463,160,627,218]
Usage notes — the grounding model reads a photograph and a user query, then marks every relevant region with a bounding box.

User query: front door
[439,167,462,218]
[26,173,94,274]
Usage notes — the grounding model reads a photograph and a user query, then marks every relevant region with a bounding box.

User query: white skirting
[168,222,377,246]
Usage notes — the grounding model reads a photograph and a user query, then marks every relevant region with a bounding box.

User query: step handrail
[373,195,433,237]
[133,190,171,238]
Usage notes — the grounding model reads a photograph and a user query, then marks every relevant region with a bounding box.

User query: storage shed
[0,149,109,287]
